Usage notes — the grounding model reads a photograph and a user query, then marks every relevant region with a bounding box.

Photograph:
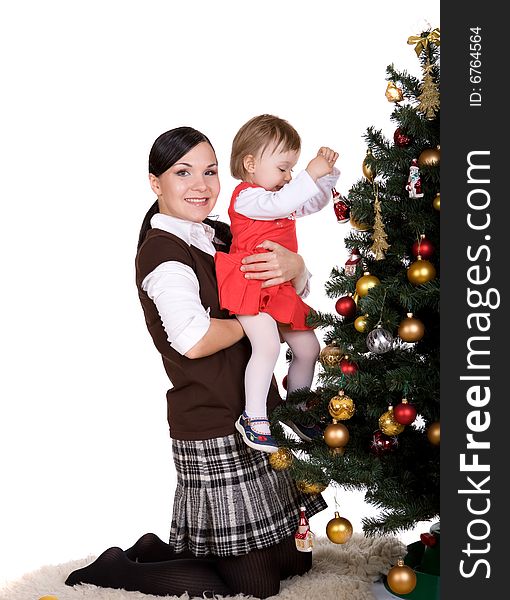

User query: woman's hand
[240,240,307,291]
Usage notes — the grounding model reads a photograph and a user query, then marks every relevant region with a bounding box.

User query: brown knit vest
[135,228,282,440]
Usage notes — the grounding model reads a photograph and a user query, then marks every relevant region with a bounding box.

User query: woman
[65,127,326,598]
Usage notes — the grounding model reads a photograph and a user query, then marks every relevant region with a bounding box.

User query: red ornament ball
[411,236,435,260]
[282,375,288,390]
[340,358,358,376]
[393,401,417,425]
[393,127,412,148]
[370,430,399,455]
[335,296,357,319]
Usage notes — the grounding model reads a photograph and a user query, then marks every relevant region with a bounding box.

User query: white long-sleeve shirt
[235,168,340,220]
[141,213,312,356]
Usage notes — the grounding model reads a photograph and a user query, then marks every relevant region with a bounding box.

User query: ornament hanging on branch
[379,406,405,436]
[269,447,294,471]
[366,324,394,354]
[355,271,381,297]
[398,313,425,342]
[393,127,412,148]
[339,356,358,376]
[433,192,440,211]
[344,247,362,276]
[324,420,350,455]
[335,294,357,319]
[418,58,440,119]
[332,188,350,223]
[406,159,424,198]
[407,255,436,285]
[319,344,344,368]
[393,398,418,425]
[427,421,440,445]
[362,149,376,182]
[354,314,369,333]
[294,505,315,552]
[418,145,440,167]
[370,183,390,260]
[385,81,403,103]
[370,429,399,455]
[350,213,370,231]
[328,390,355,420]
[296,480,327,495]
[326,510,353,544]
[412,234,435,260]
[407,28,440,58]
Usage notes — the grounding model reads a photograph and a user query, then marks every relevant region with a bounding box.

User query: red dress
[214,182,313,330]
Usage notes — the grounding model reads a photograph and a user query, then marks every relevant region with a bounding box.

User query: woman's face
[149,142,220,222]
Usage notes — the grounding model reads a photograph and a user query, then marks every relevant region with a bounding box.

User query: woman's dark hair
[137,127,214,250]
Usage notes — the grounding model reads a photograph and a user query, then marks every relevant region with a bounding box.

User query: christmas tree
[271,29,440,540]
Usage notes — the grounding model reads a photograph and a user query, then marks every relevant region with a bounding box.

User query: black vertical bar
[442,2,505,598]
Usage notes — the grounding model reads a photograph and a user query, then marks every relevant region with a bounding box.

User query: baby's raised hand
[306,146,339,180]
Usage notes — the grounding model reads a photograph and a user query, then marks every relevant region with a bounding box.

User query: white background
[0,0,440,587]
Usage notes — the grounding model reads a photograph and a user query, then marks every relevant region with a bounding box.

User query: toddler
[215,114,339,452]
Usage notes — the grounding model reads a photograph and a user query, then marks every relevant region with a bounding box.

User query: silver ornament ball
[366,326,394,354]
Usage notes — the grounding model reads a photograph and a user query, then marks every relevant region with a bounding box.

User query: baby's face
[250,142,300,192]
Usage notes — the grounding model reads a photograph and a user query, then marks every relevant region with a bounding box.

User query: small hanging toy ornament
[433,191,440,211]
[339,356,358,376]
[407,255,436,285]
[367,324,394,354]
[385,81,404,103]
[319,343,344,368]
[412,234,435,260]
[294,505,315,552]
[362,149,376,182]
[379,406,405,436]
[296,480,327,495]
[408,29,441,119]
[427,421,440,445]
[328,390,355,420]
[370,429,399,455]
[398,313,425,342]
[355,271,380,297]
[406,159,424,199]
[335,294,357,319]
[324,420,350,455]
[344,247,362,276]
[354,314,369,333]
[332,188,350,223]
[393,127,412,147]
[269,447,294,471]
[370,182,390,260]
[326,510,353,544]
[386,558,417,595]
[393,398,418,425]
[418,145,440,167]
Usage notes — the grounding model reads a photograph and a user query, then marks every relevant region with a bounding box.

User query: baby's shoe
[235,412,278,453]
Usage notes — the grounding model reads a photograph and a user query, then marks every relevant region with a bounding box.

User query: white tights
[237,312,320,434]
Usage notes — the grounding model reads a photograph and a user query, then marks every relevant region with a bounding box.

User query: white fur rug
[0,535,405,600]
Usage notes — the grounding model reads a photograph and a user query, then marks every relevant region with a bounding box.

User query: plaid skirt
[169,432,327,557]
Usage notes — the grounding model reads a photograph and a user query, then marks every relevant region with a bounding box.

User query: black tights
[65,532,312,599]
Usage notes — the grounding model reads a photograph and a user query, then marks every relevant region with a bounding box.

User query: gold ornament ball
[398,313,425,342]
[387,559,417,595]
[407,257,436,285]
[362,150,375,181]
[296,480,327,495]
[433,192,440,211]
[350,213,370,231]
[356,272,381,297]
[418,145,441,167]
[269,447,294,470]
[326,512,353,544]
[354,314,369,333]
[385,81,404,103]
[319,344,343,368]
[328,391,355,420]
[427,421,440,445]
[379,407,405,436]
[324,421,350,448]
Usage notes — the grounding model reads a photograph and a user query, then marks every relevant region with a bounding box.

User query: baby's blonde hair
[230,114,301,180]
